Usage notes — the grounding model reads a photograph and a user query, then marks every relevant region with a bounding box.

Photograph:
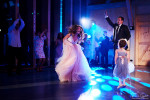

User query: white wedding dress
[55,36,91,82]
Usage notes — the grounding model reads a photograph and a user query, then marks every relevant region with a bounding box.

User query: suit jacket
[106,17,131,44]
[101,36,110,51]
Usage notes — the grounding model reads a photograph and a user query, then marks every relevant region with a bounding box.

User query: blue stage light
[80,18,91,28]
[88,35,91,38]
[109,79,135,88]
[137,70,150,73]
[92,23,95,25]
[91,70,97,74]
[101,84,112,91]
[91,89,101,97]
[90,76,95,79]
[140,82,150,88]
[113,77,119,81]
[101,76,112,80]
[143,71,150,73]
[78,90,94,100]
[95,74,102,77]
[96,78,105,83]
[60,0,63,32]
[108,81,118,86]
[89,81,97,85]
[124,82,135,88]
[113,95,124,100]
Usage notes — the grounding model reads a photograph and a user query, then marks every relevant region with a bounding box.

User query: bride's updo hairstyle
[68,25,84,35]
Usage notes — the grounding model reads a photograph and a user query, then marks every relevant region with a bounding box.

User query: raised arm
[105,11,115,28]
[40,30,47,40]
[8,19,19,32]
[19,18,25,32]
[16,14,25,31]
[40,30,47,37]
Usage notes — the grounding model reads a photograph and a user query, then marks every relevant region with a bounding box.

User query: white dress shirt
[7,19,25,47]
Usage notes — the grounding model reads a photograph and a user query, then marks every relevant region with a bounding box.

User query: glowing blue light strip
[60,0,63,32]
[137,70,150,73]
[131,77,150,88]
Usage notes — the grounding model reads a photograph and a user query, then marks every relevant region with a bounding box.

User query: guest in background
[100,31,110,68]
[34,30,47,72]
[95,36,100,64]
[80,34,91,63]
[55,32,64,64]
[7,14,25,75]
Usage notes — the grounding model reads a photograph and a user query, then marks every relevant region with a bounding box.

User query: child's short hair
[118,39,127,48]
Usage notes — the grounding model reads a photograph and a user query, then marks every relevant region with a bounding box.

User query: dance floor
[0,66,150,100]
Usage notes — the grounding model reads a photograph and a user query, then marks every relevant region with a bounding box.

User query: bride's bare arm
[63,33,71,42]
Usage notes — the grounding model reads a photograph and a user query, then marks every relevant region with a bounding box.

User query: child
[34,30,47,72]
[55,25,91,82]
[113,39,130,88]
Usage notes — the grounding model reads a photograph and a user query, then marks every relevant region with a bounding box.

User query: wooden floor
[0,66,150,100]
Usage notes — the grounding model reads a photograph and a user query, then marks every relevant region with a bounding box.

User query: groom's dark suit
[105,17,131,50]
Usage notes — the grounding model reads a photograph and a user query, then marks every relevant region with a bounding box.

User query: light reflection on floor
[0,66,150,100]
[78,67,150,100]
[137,69,150,73]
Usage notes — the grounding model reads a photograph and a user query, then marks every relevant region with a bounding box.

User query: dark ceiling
[88,0,126,5]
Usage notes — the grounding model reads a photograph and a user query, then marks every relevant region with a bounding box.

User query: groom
[104,11,131,51]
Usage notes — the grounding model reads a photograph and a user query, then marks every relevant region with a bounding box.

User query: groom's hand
[104,11,108,18]
[105,11,107,15]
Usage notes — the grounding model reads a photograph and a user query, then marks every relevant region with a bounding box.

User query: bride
[55,25,91,82]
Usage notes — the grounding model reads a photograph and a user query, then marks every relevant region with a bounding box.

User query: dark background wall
[0,0,150,66]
